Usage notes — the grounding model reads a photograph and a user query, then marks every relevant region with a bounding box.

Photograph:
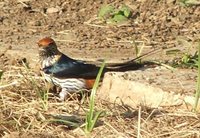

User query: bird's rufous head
[37,37,56,48]
[37,37,60,59]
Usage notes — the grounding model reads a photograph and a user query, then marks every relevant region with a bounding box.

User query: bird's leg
[59,88,68,101]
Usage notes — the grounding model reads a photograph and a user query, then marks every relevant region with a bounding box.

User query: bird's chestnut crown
[37,37,55,48]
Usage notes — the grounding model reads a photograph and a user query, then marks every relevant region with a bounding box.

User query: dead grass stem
[1,64,200,137]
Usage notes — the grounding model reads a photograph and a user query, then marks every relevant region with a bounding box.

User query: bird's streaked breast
[43,73,88,92]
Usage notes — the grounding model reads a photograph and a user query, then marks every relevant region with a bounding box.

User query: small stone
[98,70,196,108]
[0,16,4,22]
[28,21,41,26]
[46,7,60,14]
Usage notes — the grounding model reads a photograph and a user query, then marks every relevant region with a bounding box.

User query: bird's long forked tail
[105,48,162,71]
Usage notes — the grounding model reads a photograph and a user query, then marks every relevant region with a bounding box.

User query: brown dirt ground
[0,0,200,137]
[0,0,199,62]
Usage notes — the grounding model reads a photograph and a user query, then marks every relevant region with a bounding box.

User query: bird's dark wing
[43,54,101,79]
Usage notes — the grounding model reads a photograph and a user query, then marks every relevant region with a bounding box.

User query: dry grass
[1,64,200,138]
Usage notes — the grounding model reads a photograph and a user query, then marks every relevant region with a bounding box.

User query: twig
[84,22,106,28]
[151,61,175,71]
[137,106,141,138]
[18,0,29,7]
[55,39,79,43]
[84,16,107,28]
[104,122,120,134]
[57,30,72,35]
[0,81,18,89]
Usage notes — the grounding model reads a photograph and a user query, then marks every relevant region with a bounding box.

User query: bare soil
[0,0,200,137]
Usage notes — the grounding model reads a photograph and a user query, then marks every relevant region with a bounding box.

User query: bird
[37,37,145,101]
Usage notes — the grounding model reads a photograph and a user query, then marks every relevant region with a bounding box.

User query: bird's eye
[38,44,42,47]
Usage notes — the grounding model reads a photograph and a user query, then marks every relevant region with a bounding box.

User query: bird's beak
[38,47,46,51]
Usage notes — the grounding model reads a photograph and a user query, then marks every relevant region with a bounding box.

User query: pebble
[28,20,41,26]
[46,7,60,14]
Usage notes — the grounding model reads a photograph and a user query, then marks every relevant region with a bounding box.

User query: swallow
[37,37,144,101]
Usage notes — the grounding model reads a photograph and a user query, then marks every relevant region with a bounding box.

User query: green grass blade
[89,111,105,132]
[88,61,105,120]
[194,42,200,111]
[85,61,105,133]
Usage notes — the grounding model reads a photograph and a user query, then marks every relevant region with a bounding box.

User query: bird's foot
[59,89,68,101]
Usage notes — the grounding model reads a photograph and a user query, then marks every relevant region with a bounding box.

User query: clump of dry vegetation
[0,58,200,138]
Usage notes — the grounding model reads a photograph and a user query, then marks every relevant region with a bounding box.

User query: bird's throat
[40,51,62,69]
